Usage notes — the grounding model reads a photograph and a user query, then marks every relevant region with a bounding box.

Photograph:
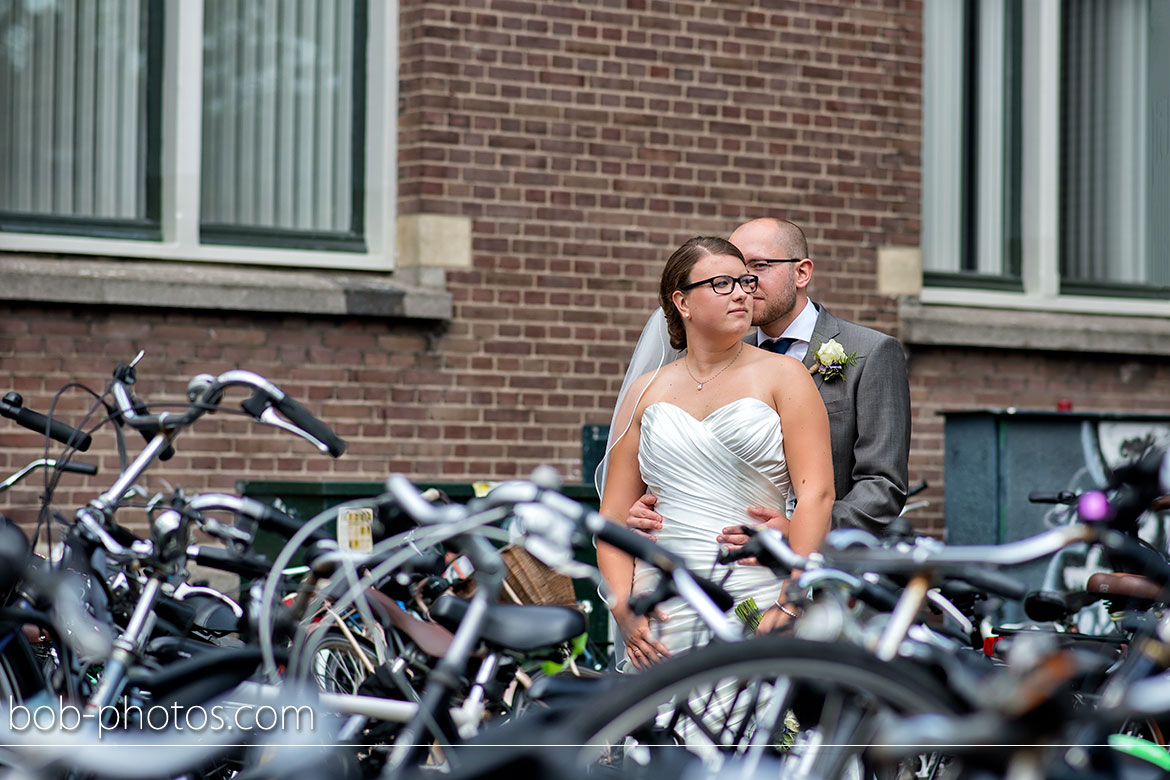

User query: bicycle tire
[0,628,47,704]
[310,633,379,695]
[546,635,968,778]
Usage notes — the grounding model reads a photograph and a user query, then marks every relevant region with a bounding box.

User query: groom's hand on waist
[718,506,791,566]
[625,493,662,541]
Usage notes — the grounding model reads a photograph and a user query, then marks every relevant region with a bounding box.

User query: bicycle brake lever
[199,518,255,546]
[255,406,331,454]
[240,390,332,455]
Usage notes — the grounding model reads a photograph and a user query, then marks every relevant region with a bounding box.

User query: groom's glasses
[679,274,759,295]
[746,258,802,273]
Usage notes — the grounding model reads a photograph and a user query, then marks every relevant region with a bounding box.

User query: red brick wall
[0,305,435,525]
[395,0,924,464]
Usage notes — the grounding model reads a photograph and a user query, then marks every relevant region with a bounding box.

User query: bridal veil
[593,307,681,499]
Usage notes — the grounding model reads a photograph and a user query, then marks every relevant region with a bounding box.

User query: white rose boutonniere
[811,338,858,382]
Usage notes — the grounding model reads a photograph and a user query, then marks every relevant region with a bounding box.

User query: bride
[597,236,834,670]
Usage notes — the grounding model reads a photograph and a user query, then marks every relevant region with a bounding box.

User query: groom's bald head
[729,217,813,337]
[729,218,808,260]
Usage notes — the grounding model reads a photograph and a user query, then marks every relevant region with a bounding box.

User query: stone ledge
[0,253,452,321]
[899,299,1170,356]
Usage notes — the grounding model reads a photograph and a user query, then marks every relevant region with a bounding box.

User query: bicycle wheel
[310,633,379,695]
[547,635,967,779]
[0,627,47,704]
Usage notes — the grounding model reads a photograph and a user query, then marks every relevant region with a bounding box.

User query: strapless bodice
[635,397,790,592]
[640,397,790,547]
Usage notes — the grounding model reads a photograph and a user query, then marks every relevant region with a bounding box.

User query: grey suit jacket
[753,305,911,532]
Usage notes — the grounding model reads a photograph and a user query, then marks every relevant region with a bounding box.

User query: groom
[625,217,911,540]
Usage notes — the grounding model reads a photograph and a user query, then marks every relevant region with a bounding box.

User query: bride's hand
[718,506,791,566]
[757,601,800,634]
[614,607,670,670]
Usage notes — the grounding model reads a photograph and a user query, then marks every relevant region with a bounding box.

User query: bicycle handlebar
[592,517,687,572]
[717,522,1107,607]
[382,473,737,627]
[945,564,1029,601]
[187,544,274,579]
[0,458,98,493]
[219,370,346,457]
[492,481,738,617]
[110,377,178,460]
[824,525,1095,573]
[716,525,815,572]
[185,493,335,546]
[80,489,352,566]
[0,392,92,451]
[59,459,98,475]
[1028,490,1078,505]
[272,393,347,457]
[382,474,471,527]
[109,364,346,459]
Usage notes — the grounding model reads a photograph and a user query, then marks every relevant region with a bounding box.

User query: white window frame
[0,0,397,273]
[921,0,1170,317]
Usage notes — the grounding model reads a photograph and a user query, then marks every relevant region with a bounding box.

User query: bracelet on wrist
[776,602,800,619]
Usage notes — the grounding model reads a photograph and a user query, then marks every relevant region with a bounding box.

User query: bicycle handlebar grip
[690,571,735,612]
[594,520,684,572]
[58,461,98,475]
[855,578,902,613]
[715,535,764,565]
[950,565,1028,601]
[274,394,347,457]
[625,567,733,616]
[187,545,273,579]
[0,394,92,451]
[1027,490,1077,505]
[246,498,334,545]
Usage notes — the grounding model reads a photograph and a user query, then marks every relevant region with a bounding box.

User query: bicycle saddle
[429,595,586,653]
[366,589,455,658]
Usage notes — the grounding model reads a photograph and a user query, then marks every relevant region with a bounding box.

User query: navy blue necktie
[764,337,796,355]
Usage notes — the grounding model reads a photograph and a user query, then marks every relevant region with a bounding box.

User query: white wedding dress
[633,397,791,655]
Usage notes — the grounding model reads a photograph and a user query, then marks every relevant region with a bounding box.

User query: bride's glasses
[679,274,759,295]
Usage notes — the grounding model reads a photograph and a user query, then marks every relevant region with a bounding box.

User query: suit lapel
[805,305,841,389]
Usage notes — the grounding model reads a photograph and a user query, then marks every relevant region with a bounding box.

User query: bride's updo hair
[659,236,746,351]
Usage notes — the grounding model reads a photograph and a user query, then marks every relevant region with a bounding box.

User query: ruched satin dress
[634,397,791,656]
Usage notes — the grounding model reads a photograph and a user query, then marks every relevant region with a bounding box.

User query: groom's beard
[751,285,797,329]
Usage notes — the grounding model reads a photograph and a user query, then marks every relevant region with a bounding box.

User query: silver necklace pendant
[685,342,743,393]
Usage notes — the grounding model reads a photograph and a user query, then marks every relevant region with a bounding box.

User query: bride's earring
[683,313,689,318]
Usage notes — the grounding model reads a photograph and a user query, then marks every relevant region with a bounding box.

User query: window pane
[200,0,365,248]
[0,0,158,233]
[1060,0,1169,293]
[968,0,1023,279]
[922,0,1022,287]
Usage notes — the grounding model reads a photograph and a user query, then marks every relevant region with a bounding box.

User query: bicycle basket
[499,544,578,608]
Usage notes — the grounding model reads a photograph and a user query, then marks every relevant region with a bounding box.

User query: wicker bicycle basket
[498,544,578,608]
